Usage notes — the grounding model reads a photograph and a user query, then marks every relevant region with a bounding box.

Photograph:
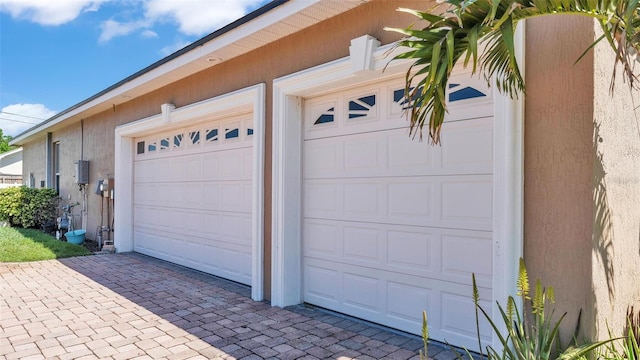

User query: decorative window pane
[225,127,239,139]
[147,141,157,152]
[393,87,422,107]
[448,83,486,102]
[136,141,145,155]
[173,134,183,148]
[393,89,405,103]
[206,128,218,143]
[160,137,170,151]
[314,107,335,125]
[247,128,254,136]
[189,131,200,145]
[348,95,376,119]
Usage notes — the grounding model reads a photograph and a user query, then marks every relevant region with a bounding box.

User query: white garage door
[133,115,254,285]
[302,74,494,347]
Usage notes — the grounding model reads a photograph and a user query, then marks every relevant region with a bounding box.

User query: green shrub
[0,187,60,229]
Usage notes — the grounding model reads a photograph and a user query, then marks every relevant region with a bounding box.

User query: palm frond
[386,0,640,143]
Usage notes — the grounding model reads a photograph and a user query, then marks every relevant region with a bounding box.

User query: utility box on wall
[75,160,89,184]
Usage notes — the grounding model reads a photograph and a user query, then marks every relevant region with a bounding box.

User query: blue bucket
[65,230,86,245]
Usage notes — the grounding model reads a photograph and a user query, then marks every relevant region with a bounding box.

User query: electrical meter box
[75,160,89,184]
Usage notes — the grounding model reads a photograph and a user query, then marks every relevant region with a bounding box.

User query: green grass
[0,227,91,262]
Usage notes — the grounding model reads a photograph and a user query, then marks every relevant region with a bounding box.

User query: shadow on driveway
[1,253,459,359]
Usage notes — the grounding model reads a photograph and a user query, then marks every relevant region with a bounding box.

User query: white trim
[271,34,525,347]
[491,24,525,350]
[349,35,381,74]
[114,84,266,301]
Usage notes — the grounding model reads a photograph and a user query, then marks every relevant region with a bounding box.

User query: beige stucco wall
[590,24,640,338]
[524,16,596,340]
[21,137,47,187]
[525,15,640,341]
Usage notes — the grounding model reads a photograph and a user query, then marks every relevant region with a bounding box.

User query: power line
[0,111,47,121]
[0,117,42,125]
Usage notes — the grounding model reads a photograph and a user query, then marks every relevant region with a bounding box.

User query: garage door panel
[184,184,204,207]
[202,213,221,236]
[303,220,340,257]
[344,136,384,174]
[387,181,434,221]
[304,140,341,176]
[304,219,489,286]
[343,182,384,219]
[387,132,434,173]
[202,153,221,179]
[304,257,490,343]
[441,233,493,288]
[133,117,254,286]
[386,230,433,273]
[342,226,382,264]
[221,148,251,179]
[441,291,492,345]
[386,281,431,325]
[343,272,381,313]
[220,181,252,212]
[305,176,488,231]
[304,263,340,303]
[303,76,494,348]
[305,128,492,179]
[440,117,493,172]
[441,176,492,230]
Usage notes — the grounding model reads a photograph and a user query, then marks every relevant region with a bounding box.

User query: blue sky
[0,0,270,137]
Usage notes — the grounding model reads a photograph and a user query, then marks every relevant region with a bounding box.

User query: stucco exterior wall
[524,16,597,340]
[18,0,422,297]
[21,138,47,187]
[525,15,640,341]
[591,25,640,338]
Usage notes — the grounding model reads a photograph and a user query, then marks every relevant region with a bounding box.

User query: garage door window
[189,131,200,146]
[448,83,487,102]
[137,141,145,155]
[160,137,170,151]
[205,128,219,143]
[225,125,239,139]
[173,134,184,149]
[314,107,335,125]
[147,141,157,153]
[347,94,376,119]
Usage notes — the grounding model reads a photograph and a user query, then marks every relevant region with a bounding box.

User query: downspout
[81,120,88,230]
[45,132,52,188]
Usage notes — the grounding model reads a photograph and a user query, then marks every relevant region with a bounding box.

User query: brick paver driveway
[1,253,459,360]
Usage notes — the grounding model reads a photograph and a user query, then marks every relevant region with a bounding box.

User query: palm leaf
[386,0,639,143]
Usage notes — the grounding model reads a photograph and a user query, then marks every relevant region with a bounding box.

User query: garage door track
[1,253,459,360]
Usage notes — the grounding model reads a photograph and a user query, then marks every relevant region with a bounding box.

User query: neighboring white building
[0,147,22,188]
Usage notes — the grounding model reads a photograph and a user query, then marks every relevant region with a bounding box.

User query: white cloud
[140,29,158,39]
[160,38,191,56]
[97,0,266,44]
[144,0,263,36]
[0,0,106,26]
[0,104,57,137]
[99,18,149,43]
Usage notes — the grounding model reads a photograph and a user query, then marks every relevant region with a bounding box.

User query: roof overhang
[10,0,369,146]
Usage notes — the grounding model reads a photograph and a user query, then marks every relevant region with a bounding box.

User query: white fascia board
[0,147,22,158]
